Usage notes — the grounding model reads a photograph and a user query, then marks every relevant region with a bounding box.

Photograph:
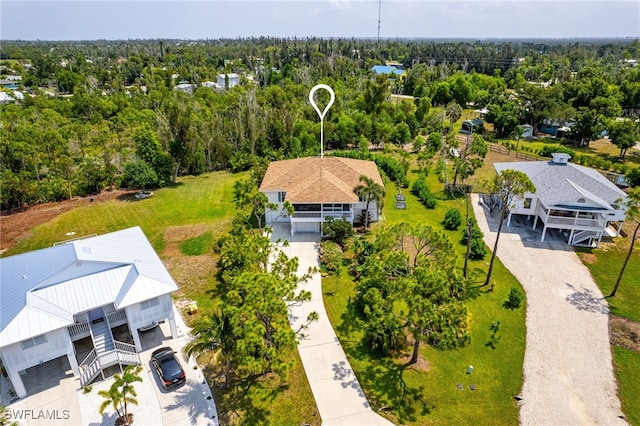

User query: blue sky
[1,1,639,40]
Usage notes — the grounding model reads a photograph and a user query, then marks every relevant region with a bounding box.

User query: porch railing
[113,340,136,353]
[106,309,127,327]
[79,347,141,387]
[292,211,353,219]
[546,216,605,229]
[68,321,90,339]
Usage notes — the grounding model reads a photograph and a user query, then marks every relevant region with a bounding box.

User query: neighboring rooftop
[494,158,627,210]
[259,156,383,203]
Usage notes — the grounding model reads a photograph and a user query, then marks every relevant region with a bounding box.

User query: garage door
[295,222,320,233]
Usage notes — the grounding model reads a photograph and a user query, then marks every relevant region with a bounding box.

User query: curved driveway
[471,194,626,425]
[270,224,393,426]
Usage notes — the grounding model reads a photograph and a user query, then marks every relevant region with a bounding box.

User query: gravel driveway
[471,194,627,425]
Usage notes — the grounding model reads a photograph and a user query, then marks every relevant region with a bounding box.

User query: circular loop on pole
[309,84,335,121]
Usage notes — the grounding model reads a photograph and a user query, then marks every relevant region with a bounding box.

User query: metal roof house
[495,153,629,247]
[0,227,179,398]
[259,157,384,235]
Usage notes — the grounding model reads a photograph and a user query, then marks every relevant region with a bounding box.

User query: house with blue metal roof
[494,153,629,247]
[0,227,179,398]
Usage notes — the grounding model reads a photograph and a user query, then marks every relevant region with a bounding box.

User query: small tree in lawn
[354,174,385,231]
[121,161,158,192]
[184,310,237,388]
[98,365,143,425]
[610,187,640,297]
[484,169,536,286]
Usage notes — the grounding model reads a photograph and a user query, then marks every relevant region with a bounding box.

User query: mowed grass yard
[323,163,526,425]
[577,231,640,425]
[3,171,319,426]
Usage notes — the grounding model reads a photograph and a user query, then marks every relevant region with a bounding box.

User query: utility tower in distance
[377,0,382,43]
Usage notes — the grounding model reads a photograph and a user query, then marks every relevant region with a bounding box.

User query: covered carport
[21,356,75,396]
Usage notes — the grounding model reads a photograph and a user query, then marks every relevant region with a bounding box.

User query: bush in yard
[320,241,343,273]
[443,208,463,230]
[462,220,488,260]
[504,287,524,309]
[322,217,354,248]
[412,175,437,209]
[626,167,640,187]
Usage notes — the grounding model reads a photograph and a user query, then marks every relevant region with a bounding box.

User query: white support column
[67,350,79,376]
[541,225,547,242]
[569,229,575,245]
[533,215,539,230]
[169,312,179,339]
[7,368,27,398]
[507,212,513,227]
[132,328,142,353]
[616,222,623,236]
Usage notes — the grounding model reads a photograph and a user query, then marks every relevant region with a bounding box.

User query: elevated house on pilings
[0,227,179,398]
[259,156,384,236]
[494,153,629,247]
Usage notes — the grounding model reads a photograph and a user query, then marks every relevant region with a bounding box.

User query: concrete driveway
[1,306,217,426]
[270,224,393,426]
[471,194,626,425]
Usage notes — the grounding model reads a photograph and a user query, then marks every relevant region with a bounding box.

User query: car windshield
[160,357,182,379]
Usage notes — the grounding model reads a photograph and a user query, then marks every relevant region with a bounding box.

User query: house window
[524,198,532,209]
[21,334,47,350]
[278,192,287,202]
[140,297,160,310]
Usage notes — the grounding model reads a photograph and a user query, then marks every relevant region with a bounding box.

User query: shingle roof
[259,157,384,203]
[0,227,178,347]
[494,160,627,209]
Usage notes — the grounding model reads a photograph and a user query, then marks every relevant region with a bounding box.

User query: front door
[88,307,104,324]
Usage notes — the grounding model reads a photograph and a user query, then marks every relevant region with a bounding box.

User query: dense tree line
[1,38,638,209]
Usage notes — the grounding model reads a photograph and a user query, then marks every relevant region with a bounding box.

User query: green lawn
[577,228,640,423]
[324,164,526,424]
[613,346,640,426]
[3,171,319,425]
[577,241,640,322]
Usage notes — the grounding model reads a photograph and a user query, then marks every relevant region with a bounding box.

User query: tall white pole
[309,84,335,159]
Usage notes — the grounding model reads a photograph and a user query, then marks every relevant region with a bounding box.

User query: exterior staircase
[571,230,599,247]
[90,319,115,353]
[79,317,140,387]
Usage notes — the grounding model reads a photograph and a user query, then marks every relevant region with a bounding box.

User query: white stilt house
[259,157,384,235]
[495,153,629,247]
[0,227,179,398]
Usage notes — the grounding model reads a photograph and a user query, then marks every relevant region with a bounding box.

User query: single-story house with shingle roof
[259,156,384,235]
[495,153,629,247]
[0,227,179,398]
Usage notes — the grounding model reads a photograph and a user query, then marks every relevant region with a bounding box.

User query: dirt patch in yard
[0,190,135,253]
[609,315,640,353]
[164,224,216,243]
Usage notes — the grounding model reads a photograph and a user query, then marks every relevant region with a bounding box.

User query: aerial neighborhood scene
[2,1,640,425]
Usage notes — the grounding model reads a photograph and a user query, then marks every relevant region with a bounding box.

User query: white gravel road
[471,194,627,425]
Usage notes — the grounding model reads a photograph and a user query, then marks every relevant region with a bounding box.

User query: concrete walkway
[270,224,393,426]
[471,194,627,425]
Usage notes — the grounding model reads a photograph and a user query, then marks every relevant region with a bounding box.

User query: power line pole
[377,0,381,44]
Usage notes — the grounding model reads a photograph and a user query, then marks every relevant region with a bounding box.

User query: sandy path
[471,194,627,425]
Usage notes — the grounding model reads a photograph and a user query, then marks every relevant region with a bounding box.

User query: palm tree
[184,310,236,388]
[98,365,143,426]
[610,188,640,297]
[1,404,18,426]
[354,175,385,231]
[484,169,536,286]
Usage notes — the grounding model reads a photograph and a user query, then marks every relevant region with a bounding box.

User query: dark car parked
[151,347,186,389]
